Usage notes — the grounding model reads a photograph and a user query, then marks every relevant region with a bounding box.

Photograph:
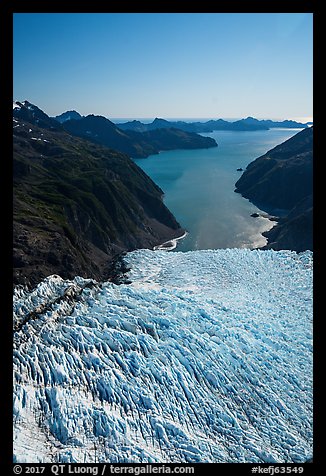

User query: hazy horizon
[13,99,313,124]
[14,13,312,120]
[107,115,314,123]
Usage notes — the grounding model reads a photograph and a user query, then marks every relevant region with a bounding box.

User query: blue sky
[13,13,313,120]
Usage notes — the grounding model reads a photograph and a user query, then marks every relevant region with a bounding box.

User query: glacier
[13,248,313,463]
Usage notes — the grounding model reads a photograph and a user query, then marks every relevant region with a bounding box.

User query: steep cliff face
[262,196,313,252]
[13,108,184,287]
[235,128,313,251]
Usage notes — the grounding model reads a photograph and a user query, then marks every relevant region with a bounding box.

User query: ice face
[13,249,313,463]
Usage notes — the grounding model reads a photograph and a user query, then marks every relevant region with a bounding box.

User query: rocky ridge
[235,127,313,252]
[13,102,184,287]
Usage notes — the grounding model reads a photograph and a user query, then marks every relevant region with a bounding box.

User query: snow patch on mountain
[13,249,313,463]
[13,101,22,110]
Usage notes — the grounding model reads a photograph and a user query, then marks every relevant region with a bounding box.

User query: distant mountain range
[53,109,310,134]
[13,101,185,286]
[235,127,313,252]
[14,101,217,159]
[115,116,310,133]
[62,115,217,158]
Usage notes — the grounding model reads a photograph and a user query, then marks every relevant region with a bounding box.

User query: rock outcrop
[235,127,313,251]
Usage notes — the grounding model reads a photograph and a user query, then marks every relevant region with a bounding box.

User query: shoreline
[153,230,188,251]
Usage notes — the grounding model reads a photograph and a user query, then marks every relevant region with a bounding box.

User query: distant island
[235,127,313,252]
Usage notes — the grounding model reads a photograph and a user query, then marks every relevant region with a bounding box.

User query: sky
[13,13,313,121]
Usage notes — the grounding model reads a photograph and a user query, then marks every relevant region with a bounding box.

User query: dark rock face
[54,110,83,123]
[235,127,313,252]
[63,115,217,158]
[13,105,184,287]
[262,195,313,252]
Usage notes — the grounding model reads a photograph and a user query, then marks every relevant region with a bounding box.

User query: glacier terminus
[13,248,313,463]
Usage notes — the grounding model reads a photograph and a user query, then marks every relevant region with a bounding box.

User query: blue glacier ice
[13,248,313,463]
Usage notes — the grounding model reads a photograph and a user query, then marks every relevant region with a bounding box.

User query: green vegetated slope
[13,104,184,286]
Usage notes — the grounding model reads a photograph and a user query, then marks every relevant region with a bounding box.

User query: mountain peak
[152,117,169,123]
[54,110,83,123]
[22,99,33,107]
[13,100,62,130]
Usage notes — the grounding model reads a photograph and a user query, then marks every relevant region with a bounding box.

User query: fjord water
[134,128,303,251]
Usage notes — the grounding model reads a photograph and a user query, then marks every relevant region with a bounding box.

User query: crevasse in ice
[13,248,313,463]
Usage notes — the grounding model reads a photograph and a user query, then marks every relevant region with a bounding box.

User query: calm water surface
[134,128,302,251]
